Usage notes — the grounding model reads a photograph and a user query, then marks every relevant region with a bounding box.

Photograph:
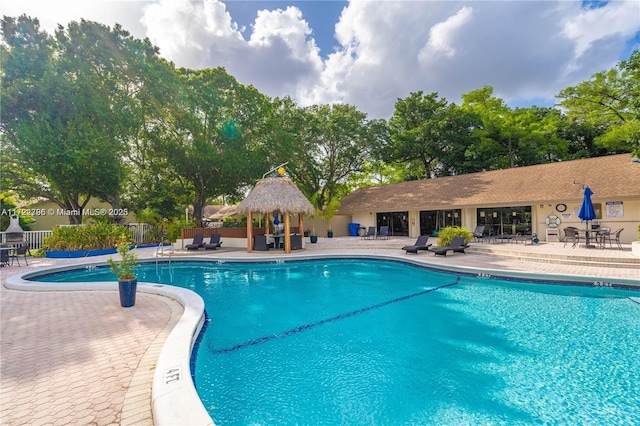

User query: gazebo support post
[246,211,253,253]
[298,215,304,239]
[265,213,270,235]
[284,212,291,253]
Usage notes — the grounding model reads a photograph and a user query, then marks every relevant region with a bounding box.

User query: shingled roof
[338,154,640,213]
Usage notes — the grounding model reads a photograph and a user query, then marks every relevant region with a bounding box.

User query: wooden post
[247,211,253,253]
[298,214,304,237]
[284,212,291,253]
[265,212,270,235]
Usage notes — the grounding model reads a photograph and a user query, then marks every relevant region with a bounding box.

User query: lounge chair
[430,236,469,257]
[185,234,205,251]
[204,234,222,250]
[376,225,390,240]
[402,235,432,254]
[472,226,486,242]
[361,226,376,240]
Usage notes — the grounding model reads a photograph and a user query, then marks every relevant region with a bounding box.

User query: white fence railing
[1,224,154,251]
[1,230,52,250]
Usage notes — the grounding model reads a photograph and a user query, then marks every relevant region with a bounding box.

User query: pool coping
[4,252,639,426]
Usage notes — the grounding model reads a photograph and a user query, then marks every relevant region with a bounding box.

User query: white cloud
[562,0,640,57]
[141,0,323,98]
[299,0,638,118]
[4,0,639,119]
[418,6,473,61]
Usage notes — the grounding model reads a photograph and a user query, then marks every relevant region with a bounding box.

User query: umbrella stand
[584,221,596,249]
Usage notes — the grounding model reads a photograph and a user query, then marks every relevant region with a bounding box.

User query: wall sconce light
[480,211,485,217]
[512,211,517,216]
[454,212,459,218]
[493,212,498,218]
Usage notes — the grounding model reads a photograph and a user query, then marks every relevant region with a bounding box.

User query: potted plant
[303,228,311,237]
[310,229,318,244]
[327,228,333,238]
[108,239,139,307]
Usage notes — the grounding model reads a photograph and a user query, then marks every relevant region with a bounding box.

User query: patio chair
[185,234,205,251]
[610,228,624,250]
[253,235,269,251]
[204,234,222,250]
[563,227,580,248]
[0,245,9,267]
[472,226,486,242]
[376,226,390,240]
[401,235,432,254]
[430,236,469,257]
[595,227,611,249]
[9,243,30,266]
[290,234,303,250]
[361,226,376,240]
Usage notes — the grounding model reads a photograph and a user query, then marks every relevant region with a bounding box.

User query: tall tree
[1,16,162,223]
[267,100,380,214]
[381,91,478,179]
[556,50,640,157]
[143,67,271,226]
[462,86,568,170]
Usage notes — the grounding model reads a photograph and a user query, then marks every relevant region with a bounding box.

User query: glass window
[477,206,532,237]
[419,209,462,236]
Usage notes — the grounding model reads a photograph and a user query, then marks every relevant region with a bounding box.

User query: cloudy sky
[4,0,639,118]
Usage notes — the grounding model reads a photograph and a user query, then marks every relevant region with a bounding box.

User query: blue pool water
[33,259,640,425]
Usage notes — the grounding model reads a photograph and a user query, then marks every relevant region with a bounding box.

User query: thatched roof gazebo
[237,172,315,253]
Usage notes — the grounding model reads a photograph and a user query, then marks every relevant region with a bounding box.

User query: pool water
[34,259,640,425]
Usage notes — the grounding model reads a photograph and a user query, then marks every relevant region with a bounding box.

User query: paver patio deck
[1,238,638,425]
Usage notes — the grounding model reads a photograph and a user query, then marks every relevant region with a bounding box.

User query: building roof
[338,154,640,213]
[237,176,315,215]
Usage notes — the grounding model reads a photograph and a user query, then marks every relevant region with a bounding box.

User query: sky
[3,0,639,119]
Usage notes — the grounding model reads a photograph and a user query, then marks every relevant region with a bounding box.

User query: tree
[462,87,568,170]
[379,91,481,179]
[1,17,161,223]
[142,67,271,226]
[267,100,380,214]
[556,50,640,157]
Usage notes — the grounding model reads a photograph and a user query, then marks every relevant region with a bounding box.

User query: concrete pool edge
[4,253,638,426]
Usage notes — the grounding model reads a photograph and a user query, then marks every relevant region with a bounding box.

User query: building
[338,154,640,244]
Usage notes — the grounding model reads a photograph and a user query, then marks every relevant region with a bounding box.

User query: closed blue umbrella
[273,212,280,225]
[578,186,596,248]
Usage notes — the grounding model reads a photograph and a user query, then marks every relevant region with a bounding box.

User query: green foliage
[108,237,138,280]
[0,191,34,231]
[437,226,473,247]
[43,223,131,251]
[266,99,381,212]
[557,50,639,157]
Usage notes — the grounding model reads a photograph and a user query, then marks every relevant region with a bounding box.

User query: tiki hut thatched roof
[237,176,315,215]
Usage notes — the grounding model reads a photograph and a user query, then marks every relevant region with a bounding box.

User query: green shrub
[44,223,131,251]
[437,226,473,247]
[108,237,138,280]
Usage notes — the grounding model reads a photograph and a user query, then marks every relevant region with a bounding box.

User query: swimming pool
[31,259,640,424]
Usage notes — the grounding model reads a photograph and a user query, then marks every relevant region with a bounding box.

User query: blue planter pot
[327,231,333,238]
[118,278,137,307]
[310,236,318,243]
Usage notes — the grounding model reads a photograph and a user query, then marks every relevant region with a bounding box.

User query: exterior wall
[533,197,640,244]
[348,197,639,244]
[23,199,136,231]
